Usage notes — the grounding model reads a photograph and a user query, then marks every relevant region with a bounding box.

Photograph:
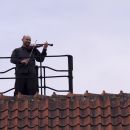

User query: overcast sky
[0,0,130,96]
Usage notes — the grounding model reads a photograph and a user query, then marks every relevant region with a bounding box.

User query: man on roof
[10,35,48,96]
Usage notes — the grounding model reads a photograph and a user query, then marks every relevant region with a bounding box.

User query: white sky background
[0,0,130,96]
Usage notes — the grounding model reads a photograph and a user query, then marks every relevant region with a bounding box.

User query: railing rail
[0,55,73,95]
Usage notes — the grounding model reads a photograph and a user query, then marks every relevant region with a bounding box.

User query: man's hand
[20,58,29,65]
[43,41,48,49]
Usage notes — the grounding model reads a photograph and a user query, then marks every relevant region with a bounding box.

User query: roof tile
[0,93,130,129]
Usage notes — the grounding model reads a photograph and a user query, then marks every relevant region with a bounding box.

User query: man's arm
[10,49,21,64]
[34,48,47,62]
[11,49,29,65]
[34,43,48,62]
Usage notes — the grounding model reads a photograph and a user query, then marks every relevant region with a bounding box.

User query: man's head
[22,35,31,47]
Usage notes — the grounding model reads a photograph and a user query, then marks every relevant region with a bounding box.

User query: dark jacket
[10,46,47,74]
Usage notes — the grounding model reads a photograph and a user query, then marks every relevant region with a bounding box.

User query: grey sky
[0,0,130,95]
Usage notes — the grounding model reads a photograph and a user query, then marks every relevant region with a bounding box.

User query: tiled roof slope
[0,92,130,130]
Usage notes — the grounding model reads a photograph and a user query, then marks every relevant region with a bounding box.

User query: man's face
[22,36,31,47]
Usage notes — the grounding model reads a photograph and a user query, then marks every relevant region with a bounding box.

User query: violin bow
[28,40,37,62]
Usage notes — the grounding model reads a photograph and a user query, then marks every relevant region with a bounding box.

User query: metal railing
[0,55,73,95]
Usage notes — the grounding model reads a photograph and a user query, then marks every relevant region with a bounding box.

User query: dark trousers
[14,73,39,96]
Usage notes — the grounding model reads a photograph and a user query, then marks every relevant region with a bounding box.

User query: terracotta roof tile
[0,93,130,129]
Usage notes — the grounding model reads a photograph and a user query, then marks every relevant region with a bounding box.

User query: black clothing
[11,46,46,74]
[11,46,47,95]
[14,73,38,95]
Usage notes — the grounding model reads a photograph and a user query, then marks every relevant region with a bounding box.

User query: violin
[27,43,53,50]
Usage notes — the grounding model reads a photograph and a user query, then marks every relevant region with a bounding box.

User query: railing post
[68,55,73,93]
[43,66,46,96]
[40,62,43,95]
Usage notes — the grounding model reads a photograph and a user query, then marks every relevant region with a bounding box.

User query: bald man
[11,35,48,96]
